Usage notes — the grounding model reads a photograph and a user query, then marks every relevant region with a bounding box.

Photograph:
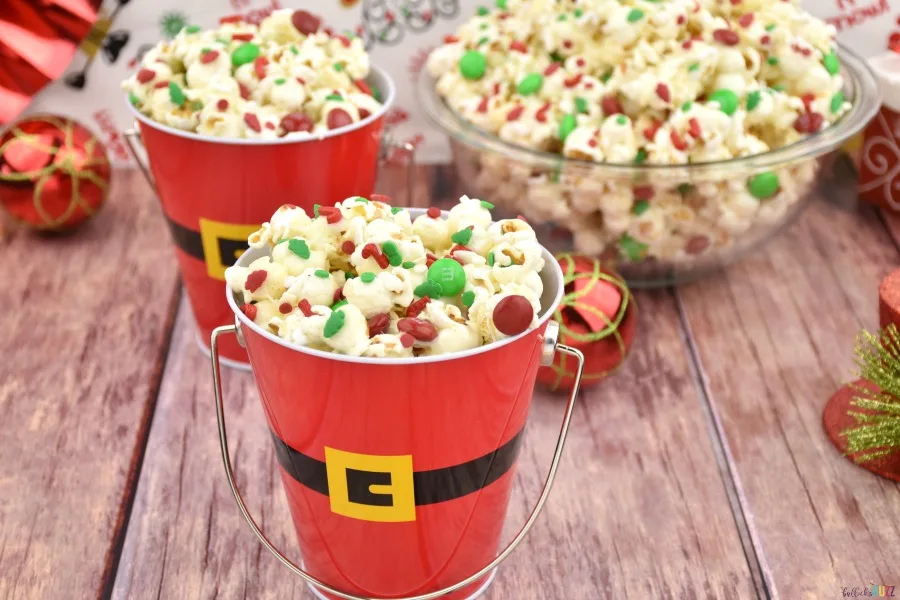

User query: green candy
[480,200,494,209]
[191,100,203,111]
[748,172,780,199]
[767,56,779,66]
[600,70,613,83]
[709,89,738,115]
[331,300,348,310]
[496,0,507,8]
[772,84,786,92]
[574,8,583,17]
[334,62,344,72]
[415,280,443,299]
[288,238,310,259]
[168,81,186,107]
[746,90,762,111]
[688,62,699,72]
[382,240,403,266]
[128,92,140,106]
[634,148,647,164]
[462,290,476,308]
[517,73,543,96]
[831,91,845,114]
[616,115,628,125]
[354,196,369,203]
[390,206,403,214]
[627,8,644,22]
[681,101,693,112]
[290,46,299,55]
[185,25,201,34]
[275,78,286,85]
[488,251,495,267]
[231,42,260,67]
[323,310,345,338]
[402,261,416,269]
[476,36,490,46]
[765,24,776,32]
[451,228,473,245]
[823,51,840,76]
[550,51,565,63]
[619,234,648,262]
[632,200,650,216]
[575,97,588,114]
[314,269,330,279]
[313,204,320,217]
[325,93,343,101]
[427,258,466,297]
[476,5,489,15]
[559,114,577,142]
[459,51,487,80]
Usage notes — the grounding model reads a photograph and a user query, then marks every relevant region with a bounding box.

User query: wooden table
[1,164,898,600]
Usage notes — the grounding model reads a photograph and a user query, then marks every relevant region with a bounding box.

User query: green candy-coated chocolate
[831,91,845,114]
[451,228,473,245]
[459,51,487,80]
[323,310,345,338]
[427,258,466,297]
[288,238,310,259]
[709,89,738,115]
[747,171,780,200]
[746,90,762,111]
[314,269,330,278]
[823,51,840,76]
[496,0,507,8]
[382,240,402,266]
[415,280,443,299]
[559,114,577,141]
[231,42,260,67]
[517,73,543,95]
[462,291,476,307]
[480,200,494,209]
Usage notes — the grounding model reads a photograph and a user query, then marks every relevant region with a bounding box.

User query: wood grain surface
[0,170,180,600]
[110,167,756,600]
[677,199,900,600]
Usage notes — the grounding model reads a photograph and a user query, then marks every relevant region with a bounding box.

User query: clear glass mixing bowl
[418,44,880,287]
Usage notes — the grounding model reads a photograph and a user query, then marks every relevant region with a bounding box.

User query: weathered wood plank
[0,170,180,599]
[678,199,900,600]
[113,166,756,599]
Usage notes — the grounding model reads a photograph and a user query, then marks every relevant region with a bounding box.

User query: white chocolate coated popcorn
[225,195,547,357]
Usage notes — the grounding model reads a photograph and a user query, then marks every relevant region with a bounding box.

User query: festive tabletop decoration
[537,253,637,393]
[879,268,900,329]
[823,325,900,482]
[0,114,110,231]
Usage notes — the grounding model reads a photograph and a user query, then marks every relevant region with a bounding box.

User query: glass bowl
[418,44,880,287]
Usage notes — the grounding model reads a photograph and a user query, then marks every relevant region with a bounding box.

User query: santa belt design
[164,214,259,281]
[271,428,525,523]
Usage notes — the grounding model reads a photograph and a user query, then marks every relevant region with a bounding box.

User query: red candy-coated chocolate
[245,270,267,292]
[279,302,292,314]
[136,69,155,83]
[217,99,229,111]
[292,10,321,34]
[244,113,262,132]
[601,94,623,116]
[232,33,254,41]
[327,108,353,130]
[427,207,441,218]
[241,303,257,320]
[688,117,702,138]
[342,240,356,254]
[367,313,390,337]
[200,50,219,64]
[398,318,438,341]
[254,56,268,79]
[492,295,533,336]
[400,333,415,348]
[713,29,740,46]
[298,299,314,317]
[280,112,314,134]
[406,297,430,319]
[370,193,392,203]
[655,83,671,103]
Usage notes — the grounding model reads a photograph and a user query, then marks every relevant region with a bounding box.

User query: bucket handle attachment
[123,126,417,207]
[210,320,583,600]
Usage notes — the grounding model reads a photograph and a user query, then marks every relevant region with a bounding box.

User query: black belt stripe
[164,214,204,261]
[271,428,525,506]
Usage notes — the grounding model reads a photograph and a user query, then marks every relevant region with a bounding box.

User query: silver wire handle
[123,128,156,193]
[210,321,584,600]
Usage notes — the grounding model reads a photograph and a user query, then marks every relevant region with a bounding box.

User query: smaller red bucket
[125,65,396,367]
[210,214,585,600]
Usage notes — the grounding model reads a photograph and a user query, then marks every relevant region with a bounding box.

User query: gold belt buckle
[324,447,416,523]
[199,218,260,280]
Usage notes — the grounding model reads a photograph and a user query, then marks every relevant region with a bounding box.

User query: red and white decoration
[859,52,900,209]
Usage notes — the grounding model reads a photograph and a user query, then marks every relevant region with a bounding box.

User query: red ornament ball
[0,114,110,231]
[537,254,637,393]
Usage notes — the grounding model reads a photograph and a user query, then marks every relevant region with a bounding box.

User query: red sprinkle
[279,302,292,314]
[244,113,262,132]
[588,138,598,148]
[323,26,335,36]
[217,99,229,111]
[298,299,314,317]
[361,243,389,268]
[656,83,671,103]
[241,303,257,320]
[219,15,243,24]
[336,35,351,48]
[601,94,623,116]
[564,73,583,88]
[200,50,219,64]
[682,40,694,50]
[318,207,343,225]
[535,102,551,123]
[562,40,573,50]
[507,105,525,121]
[333,286,344,304]
[760,35,771,45]
[238,82,251,100]
[427,207,441,218]
[713,29,740,46]
[280,112,314,134]
[398,318,438,341]
[644,119,662,141]
[426,253,438,267]
[670,130,689,151]
[406,297,430,318]
[327,108,353,130]
[254,56,268,79]
[232,33,254,41]
[296,77,306,85]
[633,186,655,200]
[292,9,321,35]
[443,34,459,44]
[342,240,356,254]
[266,122,276,130]
[245,270,267,292]
[544,62,561,76]
[801,93,816,112]
[688,117,702,138]
[477,96,490,113]
[367,313,391,337]
[136,69,155,83]
[370,193,392,203]
[449,243,472,255]
[400,333,415,348]
[510,40,528,53]
[153,80,169,89]
[354,79,373,96]
[576,58,586,68]
[739,13,755,28]
[677,15,686,25]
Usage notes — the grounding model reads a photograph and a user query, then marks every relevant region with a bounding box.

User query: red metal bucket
[210,221,585,600]
[124,65,397,367]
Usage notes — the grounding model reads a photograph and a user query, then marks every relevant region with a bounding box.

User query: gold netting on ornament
[546,253,634,391]
[0,115,109,229]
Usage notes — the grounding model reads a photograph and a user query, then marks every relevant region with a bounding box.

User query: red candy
[426,253,438,267]
[713,29,740,46]
[544,62,560,76]
[354,79,373,96]
[670,130,689,151]
[443,34,459,44]
[333,286,344,304]
[359,108,371,120]
[217,99,229,111]
[406,297,430,319]
[510,40,528,53]
[238,82,250,100]
[400,333,415,348]
[655,83,671,103]
[370,193,392,203]
[280,112,314,134]
[318,206,343,225]
[292,10,321,35]
[245,270,267,292]
[477,97,490,113]
[241,303,257,321]
[200,50,219,64]
[153,80,169,89]
[677,15,686,25]
[644,118,662,141]
[265,122,275,130]
[794,112,824,134]
[427,207,441,218]
[398,318,438,341]
[298,299,314,317]
[254,56,268,79]
[760,34,771,45]
[279,302,292,314]
[633,186,655,200]
[367,313,391,337]
[219,15,242,24]
[688,117,702,139]
[564,73,583,88]
[232,33,254,41]
[136,69,155,83]
[361,243,390,268]
[601,94,623,116]
[739,13,755,28]
[243,113,262,132]
[801,93,816,112]
[327,108,353,130]
[342,240,356,254]
[492,295,533,336]
[506,105,524,121]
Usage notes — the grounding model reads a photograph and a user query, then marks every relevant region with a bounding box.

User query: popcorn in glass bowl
[418,0,879,286]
